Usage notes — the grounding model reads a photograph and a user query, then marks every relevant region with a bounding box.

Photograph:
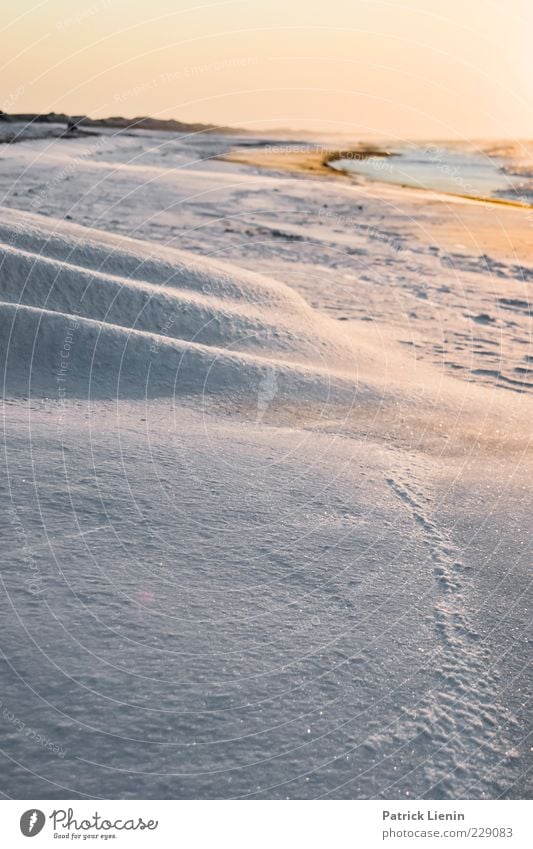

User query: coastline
[222,143,533,210]
[221,144,533,267]
[220,142,393,180]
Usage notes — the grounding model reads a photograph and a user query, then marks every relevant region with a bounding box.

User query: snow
[0,128,531,800]
[0,207,360,403]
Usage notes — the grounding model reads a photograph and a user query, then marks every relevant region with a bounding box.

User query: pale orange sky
[2,0,531,138]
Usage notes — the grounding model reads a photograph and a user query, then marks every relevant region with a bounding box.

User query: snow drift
[0,208,359,402]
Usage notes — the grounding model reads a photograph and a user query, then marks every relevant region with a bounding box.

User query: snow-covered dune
[0,208,359,401]
[1,130,531,803]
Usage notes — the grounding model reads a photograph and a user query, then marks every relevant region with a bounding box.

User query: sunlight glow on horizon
[2,0,531,139]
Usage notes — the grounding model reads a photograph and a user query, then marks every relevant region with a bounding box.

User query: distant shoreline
[222,143,533,209]
[0,110,244,144]
[3,113,532,211]
[220,143,394,180]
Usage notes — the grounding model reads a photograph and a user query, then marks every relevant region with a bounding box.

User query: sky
[2,0,531,139]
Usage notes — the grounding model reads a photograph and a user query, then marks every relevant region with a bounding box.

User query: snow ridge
[0,208,359,401]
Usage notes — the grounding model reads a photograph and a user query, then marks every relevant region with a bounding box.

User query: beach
[0,124,531,800]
